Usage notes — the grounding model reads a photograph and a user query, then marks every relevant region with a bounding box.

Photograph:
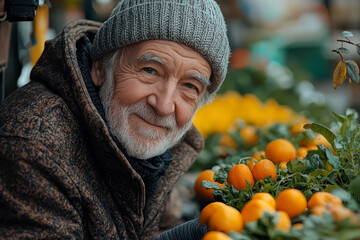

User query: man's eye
[143,67,156,74]
[184,83,199,92]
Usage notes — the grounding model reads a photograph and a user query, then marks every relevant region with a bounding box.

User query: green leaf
[324,185,340,193]
[346,108,359,120]
[345,61,360,83]
[309,169,329,179]
[201,180,223,190]
[335,229,360,240]
[332,111,346,124]
[305,154,322,173]
[262,183,273,193]
[348,125,360,154]
[342,31,354,38]
[287,159,307,173]
[336,47,350,54]
[326,148,341,169]
[356,44,360,55]
[331,188,353,203]
[303,123,337,152]
[350,175,360,198]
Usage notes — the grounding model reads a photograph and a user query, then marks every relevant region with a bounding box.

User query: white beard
[99,68,194,159]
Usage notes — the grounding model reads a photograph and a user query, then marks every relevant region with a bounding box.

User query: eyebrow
[191,73,211,88]
[137,53,164,64]
[137,53,211,88]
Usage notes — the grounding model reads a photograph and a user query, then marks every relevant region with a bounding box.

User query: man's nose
[147,83,176,116]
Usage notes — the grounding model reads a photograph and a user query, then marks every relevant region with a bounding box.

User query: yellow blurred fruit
[292,223,304,230]
[252,159,277,182]
[310,205,331,217]
[202,231,233,240]
[330,205,355,222]
[307,192,342,209]
[252,151,265,160]
[290,122,306,135]
[296,147,308,160]
[240,126,258,146]
[219,133,237,149]
[227,164,254,191]
[241,199,275,224]
[310,200,357,223]
[252,192,276,209]
[279,162,287,170]
[275,211,291,232]
[265,139,296,164]
[200,202,243,233]
[306,134,334,153]
[194,170,225,201]
[276,189,307,219]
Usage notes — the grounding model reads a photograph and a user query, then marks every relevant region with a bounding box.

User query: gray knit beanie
[90,0,230,94]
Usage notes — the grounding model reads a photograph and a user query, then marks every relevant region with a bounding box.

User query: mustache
[126,101,177,129]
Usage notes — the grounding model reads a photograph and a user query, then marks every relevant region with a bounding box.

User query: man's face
[92,40,212,159]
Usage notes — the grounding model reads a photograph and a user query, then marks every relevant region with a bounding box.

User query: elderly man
[0,0,230,239]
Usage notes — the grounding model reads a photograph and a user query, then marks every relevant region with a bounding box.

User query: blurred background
[1,0,360,114]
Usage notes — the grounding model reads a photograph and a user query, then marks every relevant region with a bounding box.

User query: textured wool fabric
[90,0,230,94]
[154,217,207,240]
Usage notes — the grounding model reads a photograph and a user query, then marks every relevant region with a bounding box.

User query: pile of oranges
[200,190,358,239]
[200,190,304,236]
[195,138,302,200]
[194,131,349,239]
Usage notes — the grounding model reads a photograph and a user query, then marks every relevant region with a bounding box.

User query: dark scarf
[76,35,173,199]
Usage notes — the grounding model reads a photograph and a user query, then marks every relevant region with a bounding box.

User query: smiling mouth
[132,114,168,131]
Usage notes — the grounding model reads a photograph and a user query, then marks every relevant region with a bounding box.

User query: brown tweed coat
[0,20,204,240]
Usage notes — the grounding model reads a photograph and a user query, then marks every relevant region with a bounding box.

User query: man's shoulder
[0,81,75,140]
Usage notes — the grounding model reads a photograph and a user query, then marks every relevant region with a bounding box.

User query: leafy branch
[332,31,360,89]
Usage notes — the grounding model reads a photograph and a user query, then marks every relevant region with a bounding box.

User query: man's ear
[91,60,104,86]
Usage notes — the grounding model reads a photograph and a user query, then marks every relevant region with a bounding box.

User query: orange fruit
[330,205,354,222]
[241,199,275,224]
[290,122,306,135]
[310,201,357,223]
[275,211,291,232]
[200,202,243,233]
[265,139,296,164]
[252,159,277,181]
[306,145,318,151]
[278,161,287,170]
[247,151,265,171]
[310,205,331,217]
[296,147,308,160]
[252,192,276,209]
[275,189,307,219]
[227,164,254,191]
[292,223,304,229]
[194,170,225,201]
[247,158,256,171]
[219,133,237,149]
[306,134,334,153]
[307,192,342,209]
[200,202,225,225]
[202,231,233,240]
[252,151,265,160]
[239,126,258,146]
